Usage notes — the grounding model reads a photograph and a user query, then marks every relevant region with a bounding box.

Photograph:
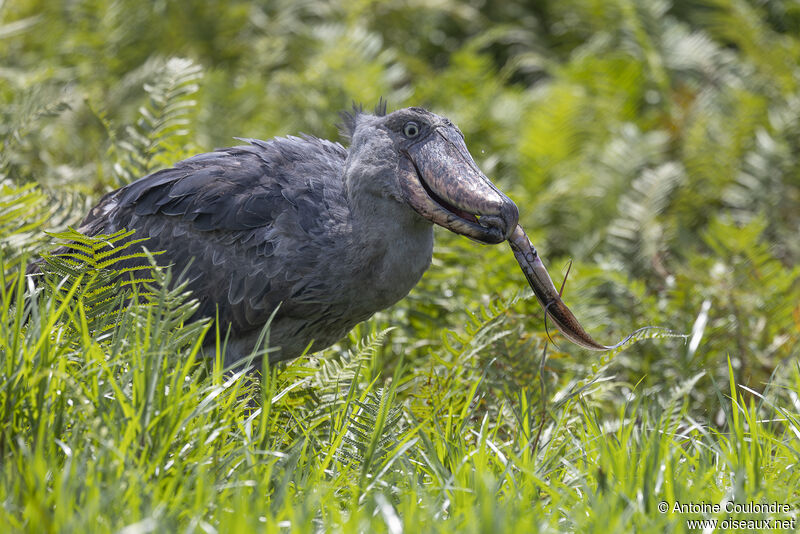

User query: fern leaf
[606,162,685,278]
[108,57,203,187]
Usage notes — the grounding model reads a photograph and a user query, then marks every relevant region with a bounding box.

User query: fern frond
[335,387,404,477]
[606,162,685,278]
[36,228,169,337]
[43,228,159,269]
[314,328,392,404]
[109,57,203,187]
[722,97,800,260]
[438,292,520,363]
[0,180,53,266]
[0,84,70,175]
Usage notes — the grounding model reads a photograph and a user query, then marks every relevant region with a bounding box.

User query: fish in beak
[509,225,662,350]
[508,225,612,350]
[398,120,625,350]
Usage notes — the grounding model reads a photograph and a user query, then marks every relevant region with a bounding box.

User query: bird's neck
[344,172,434,312]
[346,178,433,260]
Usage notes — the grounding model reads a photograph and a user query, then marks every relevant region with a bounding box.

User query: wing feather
[79,136,350,335]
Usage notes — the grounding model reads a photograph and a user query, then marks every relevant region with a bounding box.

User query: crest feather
[337,98,388,142]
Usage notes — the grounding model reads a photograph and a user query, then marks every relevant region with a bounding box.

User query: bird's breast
[344,219,434,315]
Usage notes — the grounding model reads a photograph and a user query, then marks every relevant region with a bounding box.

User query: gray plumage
[69,105,520,368]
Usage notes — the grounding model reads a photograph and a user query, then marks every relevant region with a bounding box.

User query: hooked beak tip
[502,202,520,239]
[479,202,519,242]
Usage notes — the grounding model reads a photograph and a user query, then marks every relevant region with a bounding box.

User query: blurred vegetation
[1,0,799,531]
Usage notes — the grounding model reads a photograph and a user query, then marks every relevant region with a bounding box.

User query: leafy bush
[1,0,799,531]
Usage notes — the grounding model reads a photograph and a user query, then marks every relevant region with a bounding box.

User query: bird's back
[78,135,356,363]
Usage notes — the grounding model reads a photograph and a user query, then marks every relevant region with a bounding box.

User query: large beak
[399,126,519,244]
[509,225,611,351]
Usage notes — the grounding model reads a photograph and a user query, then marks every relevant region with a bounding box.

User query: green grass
[1,253,798,532]
[2,0,800,530]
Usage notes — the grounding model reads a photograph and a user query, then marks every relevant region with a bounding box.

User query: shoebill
[47,103,625,368]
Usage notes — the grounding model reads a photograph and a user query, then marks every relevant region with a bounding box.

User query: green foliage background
[1,0,799,531]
